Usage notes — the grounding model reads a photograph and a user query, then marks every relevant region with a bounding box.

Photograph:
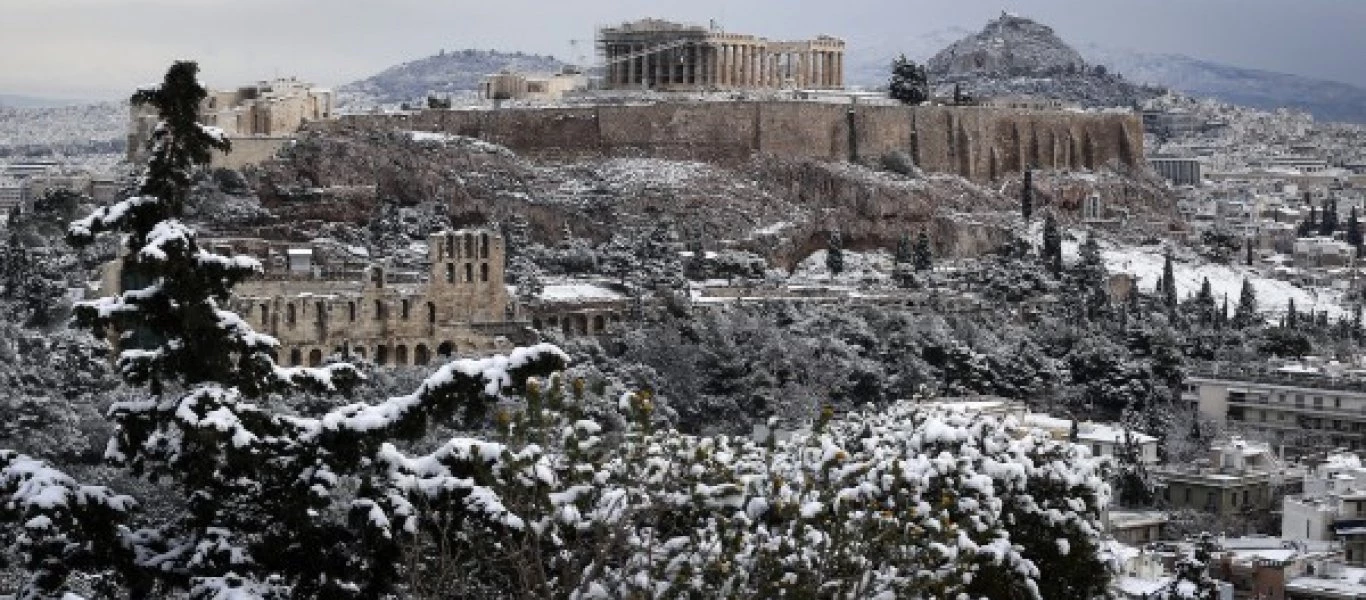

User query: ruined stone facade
[129,77,335,169]
[327,102,1143,182]
[225,228,518,367]
[597,19,845,90]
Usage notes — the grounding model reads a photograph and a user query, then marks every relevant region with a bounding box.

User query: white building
[1024,414,1161,464]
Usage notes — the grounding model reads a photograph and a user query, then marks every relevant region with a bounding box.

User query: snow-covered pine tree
[1156,533,1222,600]
[913,229,932,272]
[1195,277,1215,324]
[1287,297,1298,328]
[826,230,844,276]
[49,61,570,598]
[1042,213,1062,277]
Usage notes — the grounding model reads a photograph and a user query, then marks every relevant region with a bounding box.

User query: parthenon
[597,19,845,91]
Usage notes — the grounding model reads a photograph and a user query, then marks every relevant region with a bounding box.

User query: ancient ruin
[597,19,845,90]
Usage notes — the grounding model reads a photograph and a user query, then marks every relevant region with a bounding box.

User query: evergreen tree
[1349,207,1363,255]
[913,229,932,272]
[1156,533,1221,600]
[1321,198,1340,237]
[1021,170,1034,223]
[1042,213,1063,277]
[1355,304,1363,340]
[1195,277,1215,323]
[1161,251,1177,311]
[826,230,844,276]
[1233,278,1259,328]
[1245,238,1254,266]
[1286,297,1298,328]
[1218,296,1230,329]
[888,55,929,105]
[895,232,913,265]
[1299,205,1318,237]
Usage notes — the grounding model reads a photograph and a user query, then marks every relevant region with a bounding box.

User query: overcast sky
[3,0,1364,99]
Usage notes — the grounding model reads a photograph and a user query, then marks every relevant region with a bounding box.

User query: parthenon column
[722,44,732,87]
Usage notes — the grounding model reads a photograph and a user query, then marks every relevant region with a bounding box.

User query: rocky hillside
[337,49,564,108]
[235,128,1175,268]
[1081,43,1366,124]
[922,13,1162,109]
[927,13,1085,78]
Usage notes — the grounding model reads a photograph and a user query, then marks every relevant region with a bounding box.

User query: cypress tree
[1021,170,1034,223]
[1320,199,1339,237]
[895,232,913,265]
[1286,297,1298,328]
[1233,278,1259,328]
[1161,252,1177,310]
[914,229,933,272]
[1042,213,1062,276]
[1246,239,1254,266]
[1349,207,1362,255]
[826,230,844,276]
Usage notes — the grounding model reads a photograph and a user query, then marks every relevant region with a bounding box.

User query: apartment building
[1187,372,1366,451]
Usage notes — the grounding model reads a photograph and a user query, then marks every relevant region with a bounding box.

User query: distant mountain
[1080,44,1366,124]
[338,49,564,108]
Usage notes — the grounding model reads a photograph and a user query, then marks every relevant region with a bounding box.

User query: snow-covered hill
[337,49,564,109]
[927,13,1086,78]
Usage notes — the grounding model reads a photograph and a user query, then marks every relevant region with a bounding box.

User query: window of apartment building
[1336,397,1342,408]
[1242,490,1249,506]
[1315,397,1324,407]
[1296,394,1305,406]
[1092,444,1101,456]
[1184,488,1192,503]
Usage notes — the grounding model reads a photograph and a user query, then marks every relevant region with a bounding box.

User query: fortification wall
[329,102,1143,181]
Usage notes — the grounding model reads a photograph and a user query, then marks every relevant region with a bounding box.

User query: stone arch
[395,344,409,365]
[437,341,455,357]
[315,301,326,328]
[414,344,430,366]
[480,263,489,282]
[575,314,589,335]
[376,345,389,366]
[354,346,367,359]
[593,314,606,333]
[426,302,436,323]
[532,317,543,330]
[308,348,323,367]
[289,347,302,366]
[286,303,297,327]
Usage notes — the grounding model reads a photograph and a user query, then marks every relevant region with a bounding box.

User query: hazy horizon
[4,0,1364,101]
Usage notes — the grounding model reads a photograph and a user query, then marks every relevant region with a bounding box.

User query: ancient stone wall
[327,102,1143,182]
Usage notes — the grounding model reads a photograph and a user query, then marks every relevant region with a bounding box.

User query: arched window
[426,302,436,323]
[348,301,356,322]
[480,263,489,282]
[414,344,430,366]
[401,299,411,320]
[437,341,454,357]
[395,345,409,365]
[532,318,543,330]
[446,263,455,284]
[593,314,606,333]
[289,348,302,366]
[464,263,473,283]
[308,349,323,367]
[374,300,386,320]
[286,304,297,327]
[376,345,389,366]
